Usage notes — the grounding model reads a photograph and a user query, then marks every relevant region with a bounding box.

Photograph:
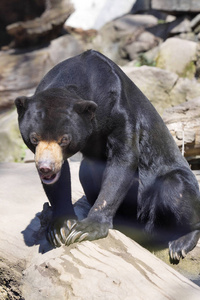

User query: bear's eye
[59,134,71,147]
[30,133,39,145]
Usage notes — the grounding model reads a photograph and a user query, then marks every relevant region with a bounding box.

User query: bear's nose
[40,166,51,174]
[38,162,53,174]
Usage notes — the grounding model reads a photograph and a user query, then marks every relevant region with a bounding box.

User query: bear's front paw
[47,218,77,247]
[63,218,110,246]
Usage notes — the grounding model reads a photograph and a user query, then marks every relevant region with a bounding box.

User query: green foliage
[134,54,156,67]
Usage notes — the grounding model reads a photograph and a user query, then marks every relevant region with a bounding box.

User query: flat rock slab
[0,162,200,299]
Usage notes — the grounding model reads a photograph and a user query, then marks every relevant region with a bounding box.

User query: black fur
[15,50,200,262]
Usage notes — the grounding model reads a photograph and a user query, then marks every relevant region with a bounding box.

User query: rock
[92,14,158,64]
[147,17,191,40]
[121,30,160,61]
[0,110,25,162]
[163,97,200,159]
[156,37,197,78]
[121,64,200,115]
[131,0,167,19]
[0,35,84,111]
[6,0,74,48]
[131,0,151,13]
[1,162,200,299]
[121,65,179,114]
[168,17,192,35]
[191,14,200,30]
[0,0,46,47]
[66,0,136,30]
[152,0,200,14]
[170,77,200,104]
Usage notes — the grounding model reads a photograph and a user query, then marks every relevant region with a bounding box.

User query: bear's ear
[74,101,97,120]
[15,96,28,116]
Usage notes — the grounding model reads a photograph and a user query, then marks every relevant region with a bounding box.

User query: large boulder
[163,97,200,159]
[170,77,200,104]
[66,0,136,30]
[156,37,197,79]
[121,64,200,115]
[121,30,160,61]
[0,110,24,162]
[152,0,200,13]
[0,35,84,111]
[122,65,178,114]
[5,0,74,48]
[0,0,46,47]
[92,14,158,65]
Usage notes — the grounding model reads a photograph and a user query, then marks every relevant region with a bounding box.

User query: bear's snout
[35,141,63,185]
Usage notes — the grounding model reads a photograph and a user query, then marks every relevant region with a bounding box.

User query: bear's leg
[62,158,111,245]
[42,160,77,247]
[139,169,200,262]
[79,158,106,205]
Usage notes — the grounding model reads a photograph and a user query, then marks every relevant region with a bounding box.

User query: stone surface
[66,0,136,30]
[152,0,200,13]
[0,110,24,162]
[0,0,46,47]
[170,77,200,104]
[147,17,191,41]
[92,14,158,64]
[6,0,74,48]
[121,65,179,114]
[156,37,197,78]
[191,14,200,30]
[0,35,83,111]
[121,65,200,115]
[121,30,160,61]
[163,97,200,158]
[1,162,200,299]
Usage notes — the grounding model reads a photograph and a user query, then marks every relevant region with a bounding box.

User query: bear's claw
[168,241,187,263]
[168,230,200,263]
[47,218,77,247]
[47,218,110,247]
[65,230,89,245]
[62,218,110,246]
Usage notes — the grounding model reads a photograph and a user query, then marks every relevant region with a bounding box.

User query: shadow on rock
[21,196,91,254]
[21,202,54,254]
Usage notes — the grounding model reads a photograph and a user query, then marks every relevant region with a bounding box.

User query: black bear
[15,50,200,262]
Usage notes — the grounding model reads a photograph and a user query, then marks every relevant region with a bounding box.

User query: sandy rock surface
[1,161,200,299]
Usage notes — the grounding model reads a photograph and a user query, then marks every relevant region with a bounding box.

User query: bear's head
[15,88,97,185]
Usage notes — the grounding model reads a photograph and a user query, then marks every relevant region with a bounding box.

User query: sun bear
[15,50,200,262]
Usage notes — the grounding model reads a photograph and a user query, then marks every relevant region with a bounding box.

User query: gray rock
[170,77,200,104]
[191,13,200,30]
[6,0,74,48]
[0,35,84,111]
[0,110,24,162]
[170,17,192,35]
[121,65,179,114]
[122,64,200,115]
[131,0,167,20]
[66,0,136,30]
[156,37,197,78]
[163,97,200,159]
[131,0,151,13]
[121,30,160,61]
[152,0,200,13]
[92,14,158,64]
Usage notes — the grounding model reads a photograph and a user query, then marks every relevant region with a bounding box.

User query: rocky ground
[1,161,200,299]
